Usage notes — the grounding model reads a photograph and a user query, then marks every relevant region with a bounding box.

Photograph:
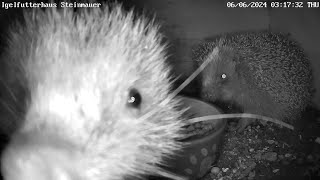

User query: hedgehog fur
[193,31,314,130]
[0,4,186,180]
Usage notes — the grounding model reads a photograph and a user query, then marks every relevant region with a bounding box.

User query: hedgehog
[192,31,314,132]
[0,4,187,180]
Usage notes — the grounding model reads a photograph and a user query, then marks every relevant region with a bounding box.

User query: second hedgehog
[193,31,314,132]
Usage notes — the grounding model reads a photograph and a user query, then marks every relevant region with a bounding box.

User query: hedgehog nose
[1,131,78,180]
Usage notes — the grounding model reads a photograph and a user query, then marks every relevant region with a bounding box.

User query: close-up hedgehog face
[1,5,184,180]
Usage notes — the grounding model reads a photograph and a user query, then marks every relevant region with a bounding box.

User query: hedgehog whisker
[0,99,19,119]
[170,47,219,99]
[186,113,294,130]
[0,79,18,102]
[134,48,218,179]
[139,48,218,123]
[156,169,188,180]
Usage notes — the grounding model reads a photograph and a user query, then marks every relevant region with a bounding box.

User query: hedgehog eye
[221,73,227,79]
[127,88,142,109]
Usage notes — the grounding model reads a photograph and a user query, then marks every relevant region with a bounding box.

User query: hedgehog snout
[1,131,82,180]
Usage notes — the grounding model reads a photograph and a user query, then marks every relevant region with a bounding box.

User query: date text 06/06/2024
[226,1,319,8]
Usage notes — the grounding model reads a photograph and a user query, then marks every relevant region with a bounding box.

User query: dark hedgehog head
[192,39,253,105]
